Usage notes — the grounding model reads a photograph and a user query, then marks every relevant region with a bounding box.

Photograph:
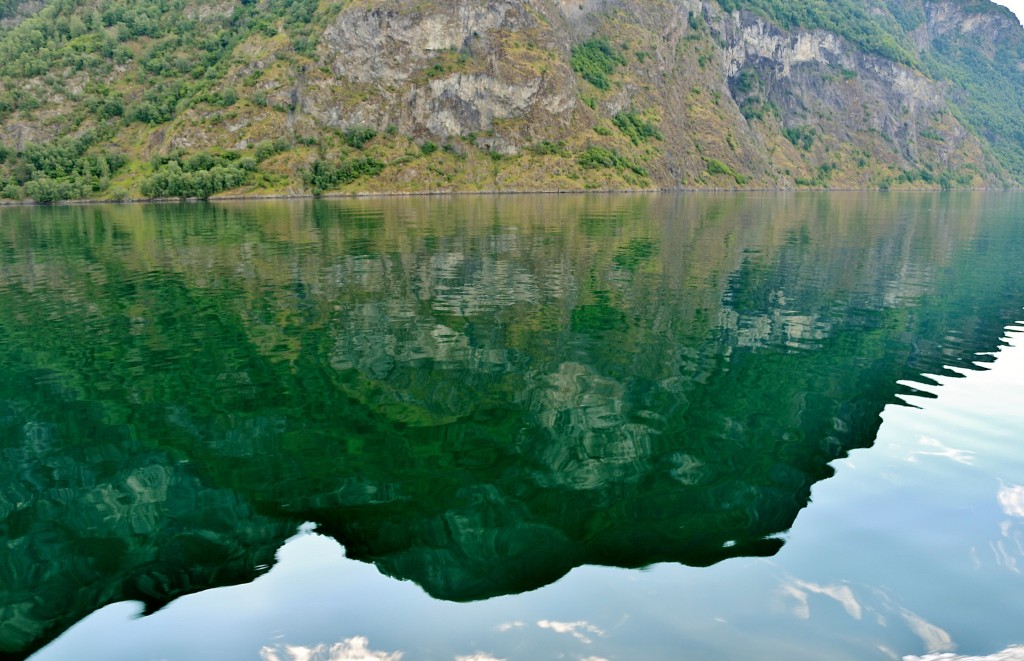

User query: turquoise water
[1,193,1022,660]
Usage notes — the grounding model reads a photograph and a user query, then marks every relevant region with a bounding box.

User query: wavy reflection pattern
[1,193,1023,656]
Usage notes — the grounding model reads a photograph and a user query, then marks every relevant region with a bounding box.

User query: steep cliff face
[312,1,577,150]
[0,0,1020,199]
[921,0,1021,46]
[719,8,988,186]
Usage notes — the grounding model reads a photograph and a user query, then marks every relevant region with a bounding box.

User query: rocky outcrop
[310,0,578,149]
[720,10,972,167]
[323,3,520,85]
[293,0,1007,188]
[921,0,1022,47]
[0,0,42,28]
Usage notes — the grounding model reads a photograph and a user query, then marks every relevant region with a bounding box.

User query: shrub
[140,157,252,198]
[302,157,384,192]
[254,138,291,162]
[343,126,377,150]
[578,146,647,177]
[571,38,626,90]
[24,176,86,203]
[704,158,749,185]
[530,140,567,156]
[613,111,663,145]
[794,162,837,187]
[1,181,20,199]
[783,126,816,151]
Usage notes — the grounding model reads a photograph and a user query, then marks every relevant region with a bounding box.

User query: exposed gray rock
[311,0,578,146]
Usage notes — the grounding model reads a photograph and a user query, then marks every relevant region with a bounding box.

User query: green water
[1,193,1023,660]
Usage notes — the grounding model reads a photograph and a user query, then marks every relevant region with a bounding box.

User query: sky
[992,0,1024,25]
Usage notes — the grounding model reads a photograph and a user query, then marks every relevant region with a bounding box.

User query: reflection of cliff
[1,194,1022,655]
[0,368,293,656]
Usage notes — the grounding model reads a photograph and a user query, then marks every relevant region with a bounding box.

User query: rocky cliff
[0,0,1021,198]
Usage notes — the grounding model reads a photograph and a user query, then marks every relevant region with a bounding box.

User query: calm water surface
[1,193,1023,660]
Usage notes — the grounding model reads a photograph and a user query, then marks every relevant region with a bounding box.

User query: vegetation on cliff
[0,0,1021,201]
[722,0,1024,183]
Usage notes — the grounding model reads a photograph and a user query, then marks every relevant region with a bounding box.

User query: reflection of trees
[0,193,1021,655]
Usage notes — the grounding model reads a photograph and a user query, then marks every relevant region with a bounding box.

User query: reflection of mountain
[1,194,1022,656]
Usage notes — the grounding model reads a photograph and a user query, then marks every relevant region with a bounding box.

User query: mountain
[0,0,1022,201]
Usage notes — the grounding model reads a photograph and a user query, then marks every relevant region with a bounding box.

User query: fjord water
[1,193,1022,660]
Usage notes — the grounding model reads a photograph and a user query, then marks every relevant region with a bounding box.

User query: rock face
[310,0,577,149]
[720,11,980,170]
[283,0,1020,189]
[0,0,1022,196]
[922,0,1021,45]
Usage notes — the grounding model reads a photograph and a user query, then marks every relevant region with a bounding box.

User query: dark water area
[1,193,1023,660]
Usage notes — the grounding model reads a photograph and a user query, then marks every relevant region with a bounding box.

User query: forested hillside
[0,0,1021,201]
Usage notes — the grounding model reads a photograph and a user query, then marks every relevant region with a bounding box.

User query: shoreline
[0,185,1011,207]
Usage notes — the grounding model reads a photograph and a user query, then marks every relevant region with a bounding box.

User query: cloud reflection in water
[259,637,402,661]
[903,645,1024,661]
[998,486,1024,518]
[536,620,606,645]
